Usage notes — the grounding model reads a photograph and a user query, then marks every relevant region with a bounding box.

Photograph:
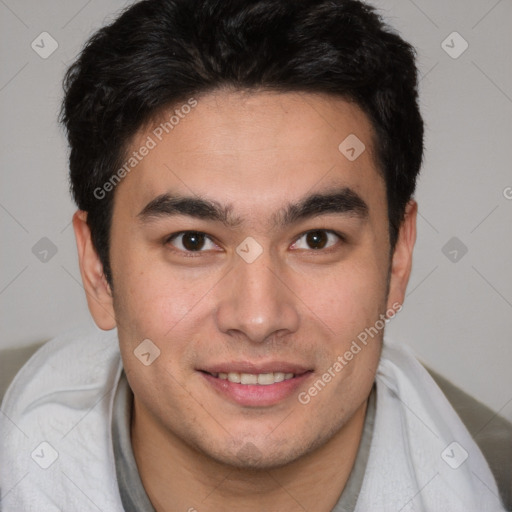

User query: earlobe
[386,200,417,311]
[72,210,116,330]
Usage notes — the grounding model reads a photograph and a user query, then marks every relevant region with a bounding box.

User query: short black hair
[61,0,424,285]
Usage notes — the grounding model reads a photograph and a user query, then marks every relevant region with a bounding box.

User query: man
[0,0,506,510]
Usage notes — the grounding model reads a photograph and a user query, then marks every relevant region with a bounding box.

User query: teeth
[215,371,296,385]
[227,372,240,383]
[240,373,258,385]
[257,373,274,385]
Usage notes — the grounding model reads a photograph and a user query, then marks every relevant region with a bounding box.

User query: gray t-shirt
[112,372,376,512]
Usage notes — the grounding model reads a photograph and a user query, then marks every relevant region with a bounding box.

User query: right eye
[165,231,219,253]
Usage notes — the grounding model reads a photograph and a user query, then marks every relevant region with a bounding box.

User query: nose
[214,251,300,344]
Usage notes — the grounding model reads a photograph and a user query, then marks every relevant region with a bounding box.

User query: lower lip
[200,371,313,407]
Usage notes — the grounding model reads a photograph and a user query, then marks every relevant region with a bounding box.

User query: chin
[199,434,317,471]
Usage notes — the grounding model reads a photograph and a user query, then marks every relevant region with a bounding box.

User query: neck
[131,398,368,512]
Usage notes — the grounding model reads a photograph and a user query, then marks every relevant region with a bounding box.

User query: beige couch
[1,342,511,509]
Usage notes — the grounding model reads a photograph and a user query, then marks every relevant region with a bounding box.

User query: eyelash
[164,229,345,255]
[164,231,220,256]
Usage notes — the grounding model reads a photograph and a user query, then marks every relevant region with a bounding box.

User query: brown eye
[181,232,205,251]
[305,230,328,249]
[291,230,342,251]
[167,231,216,252]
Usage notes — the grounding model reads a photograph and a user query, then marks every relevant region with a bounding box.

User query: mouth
[198,366,313,407]
[204,370,298,385]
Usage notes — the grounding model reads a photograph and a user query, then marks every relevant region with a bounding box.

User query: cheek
[113,267,204,415]
[293,257,387,341]
[111,253,220,385]
[111,241,202,334]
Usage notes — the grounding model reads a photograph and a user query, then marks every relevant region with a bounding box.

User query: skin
[73,90,417,512]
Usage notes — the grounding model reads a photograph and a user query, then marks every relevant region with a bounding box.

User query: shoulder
[0,327,125,511]
[1,326,121,422]
[372,337,510,510]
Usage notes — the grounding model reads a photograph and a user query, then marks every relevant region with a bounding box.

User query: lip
[199,368,313,407]
[199,361,312,375]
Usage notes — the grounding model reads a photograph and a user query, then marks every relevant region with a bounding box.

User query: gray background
[1,0,511,422]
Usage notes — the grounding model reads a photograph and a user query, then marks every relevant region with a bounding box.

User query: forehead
[114,90,385,221]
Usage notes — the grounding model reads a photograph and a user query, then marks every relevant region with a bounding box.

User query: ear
[386,200,417,311]
[72,210,116,330]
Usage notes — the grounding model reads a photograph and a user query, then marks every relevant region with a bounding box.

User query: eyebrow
[137,187,369,228]
[137,194,242,227]
[275,187,369,227]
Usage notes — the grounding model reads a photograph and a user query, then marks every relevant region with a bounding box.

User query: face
[74,90,415,469]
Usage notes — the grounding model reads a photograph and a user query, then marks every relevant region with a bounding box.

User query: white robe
[0,327,506,511]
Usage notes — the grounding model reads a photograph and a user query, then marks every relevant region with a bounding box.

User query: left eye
[291,230,341,250]
[166,231,218,252]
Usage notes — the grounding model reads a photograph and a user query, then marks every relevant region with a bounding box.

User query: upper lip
[199,361,312,375]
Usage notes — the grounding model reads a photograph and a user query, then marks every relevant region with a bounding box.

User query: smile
[199,369,313,407]
[207,371,296,385]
